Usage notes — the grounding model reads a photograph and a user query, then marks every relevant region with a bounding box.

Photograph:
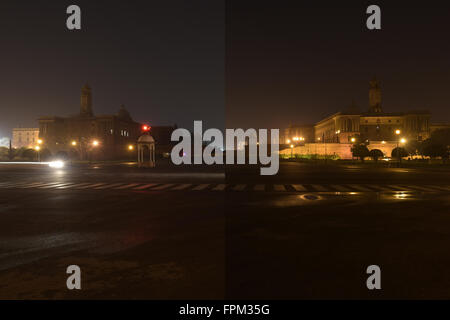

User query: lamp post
[395,129,401,166]
[35,139,43,162]
[90,140,99,163]
[35,145,41,162]
[290,144,294,159]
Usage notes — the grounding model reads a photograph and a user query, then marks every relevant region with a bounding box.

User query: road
[1,161,450,299]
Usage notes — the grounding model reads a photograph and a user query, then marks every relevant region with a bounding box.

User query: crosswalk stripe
[38,183,72,189]
[402,185,436,192]
[330,184,352,192]
[273,185,286,192]
[387,185,409,191]
[371,185,396,191]
[171,184,193,190]
[94,183,124,189]
[349,185,373,191]
[212,184,227,191]
[311,184,329,191]
[233,184,246,191]
[292,184,307,191]
[77,183,106,189]
[22,182,52,188]
[133,183,158,190]
[192,184,210,191]
[426,185,450,191]
[7,182,34,188]
[114,183,141,189]
[151,184,175,190]
[56,182,90,189]
[254,184,266,191]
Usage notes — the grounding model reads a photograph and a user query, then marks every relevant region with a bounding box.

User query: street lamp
[351,137,356,143]
[128,144,134,151]
[71,140,77,146]
[395,130,402,166]
[35,145,41,162]
[290,144,294,159]
[92,140,99,147]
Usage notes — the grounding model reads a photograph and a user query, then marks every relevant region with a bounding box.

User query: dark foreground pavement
[1,162,450,299]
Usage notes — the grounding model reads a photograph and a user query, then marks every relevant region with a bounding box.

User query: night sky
[1,1,450,142]
[227,0,450,128]
[0,0,224,141]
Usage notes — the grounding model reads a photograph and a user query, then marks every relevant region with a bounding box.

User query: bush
[369,149,384,162]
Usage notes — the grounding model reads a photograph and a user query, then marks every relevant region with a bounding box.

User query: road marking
[151,184,175,190]
[171,184,193,190]
[273,185,286,192]
[114,183,141,189]
[6,182,34,188]
[426,185,450,191]
[254,184,266,191]
[94,183,125,189]
[330,185,352,192]
[212,184,227,191]
[291,184,307,191]
[387,185,409,191]
[133,183,158,190]
[76,183,106,189]
[232,184,246,191]
[371,185,395,191]
[311,184,328,191]
[402,185,436,192]
[192,184,210,191]
[38,182,72,189]
[57,182,89,189]
[349,185,373,191]
[21,182,53,188]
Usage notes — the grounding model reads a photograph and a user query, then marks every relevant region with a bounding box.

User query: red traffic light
[142,125,151,132]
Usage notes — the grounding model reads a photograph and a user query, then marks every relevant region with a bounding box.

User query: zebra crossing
[0,181,450,193]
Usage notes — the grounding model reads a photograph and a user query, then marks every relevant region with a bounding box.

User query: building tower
[369,77,382,113]
[80,83,93,116]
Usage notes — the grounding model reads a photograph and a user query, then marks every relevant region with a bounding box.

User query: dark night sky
[227,0,450,129]
[0,0,225,140]
[1,1,450,141]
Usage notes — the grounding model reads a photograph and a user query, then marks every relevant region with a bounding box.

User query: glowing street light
[92,140,99,147]
[71,140,77,146]
[351,137,356,143]
[395,129,401,135]
[293,137,299,141]
[128,145,134,151]
[286,139,291,144]
[381,140,386,144]
[34,145,41,151]
[400,138,407,144]
[37,139,43,145]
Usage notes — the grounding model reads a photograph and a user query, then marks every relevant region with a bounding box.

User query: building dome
[117,104,132,120]
[138,134,155,143]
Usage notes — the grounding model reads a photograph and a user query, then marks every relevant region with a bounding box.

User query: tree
[351,144,370,162]
[369,149,384,162]
[391,147,408,159]
[22,148,37,161]
[421,141,448,159]
[421,129,450,160]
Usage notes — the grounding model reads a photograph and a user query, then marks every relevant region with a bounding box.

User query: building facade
[282,78,442,159]
[38,84,142,160]
[11,128,40,149]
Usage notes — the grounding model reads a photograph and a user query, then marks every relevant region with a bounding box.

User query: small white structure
[137,134,156,167]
